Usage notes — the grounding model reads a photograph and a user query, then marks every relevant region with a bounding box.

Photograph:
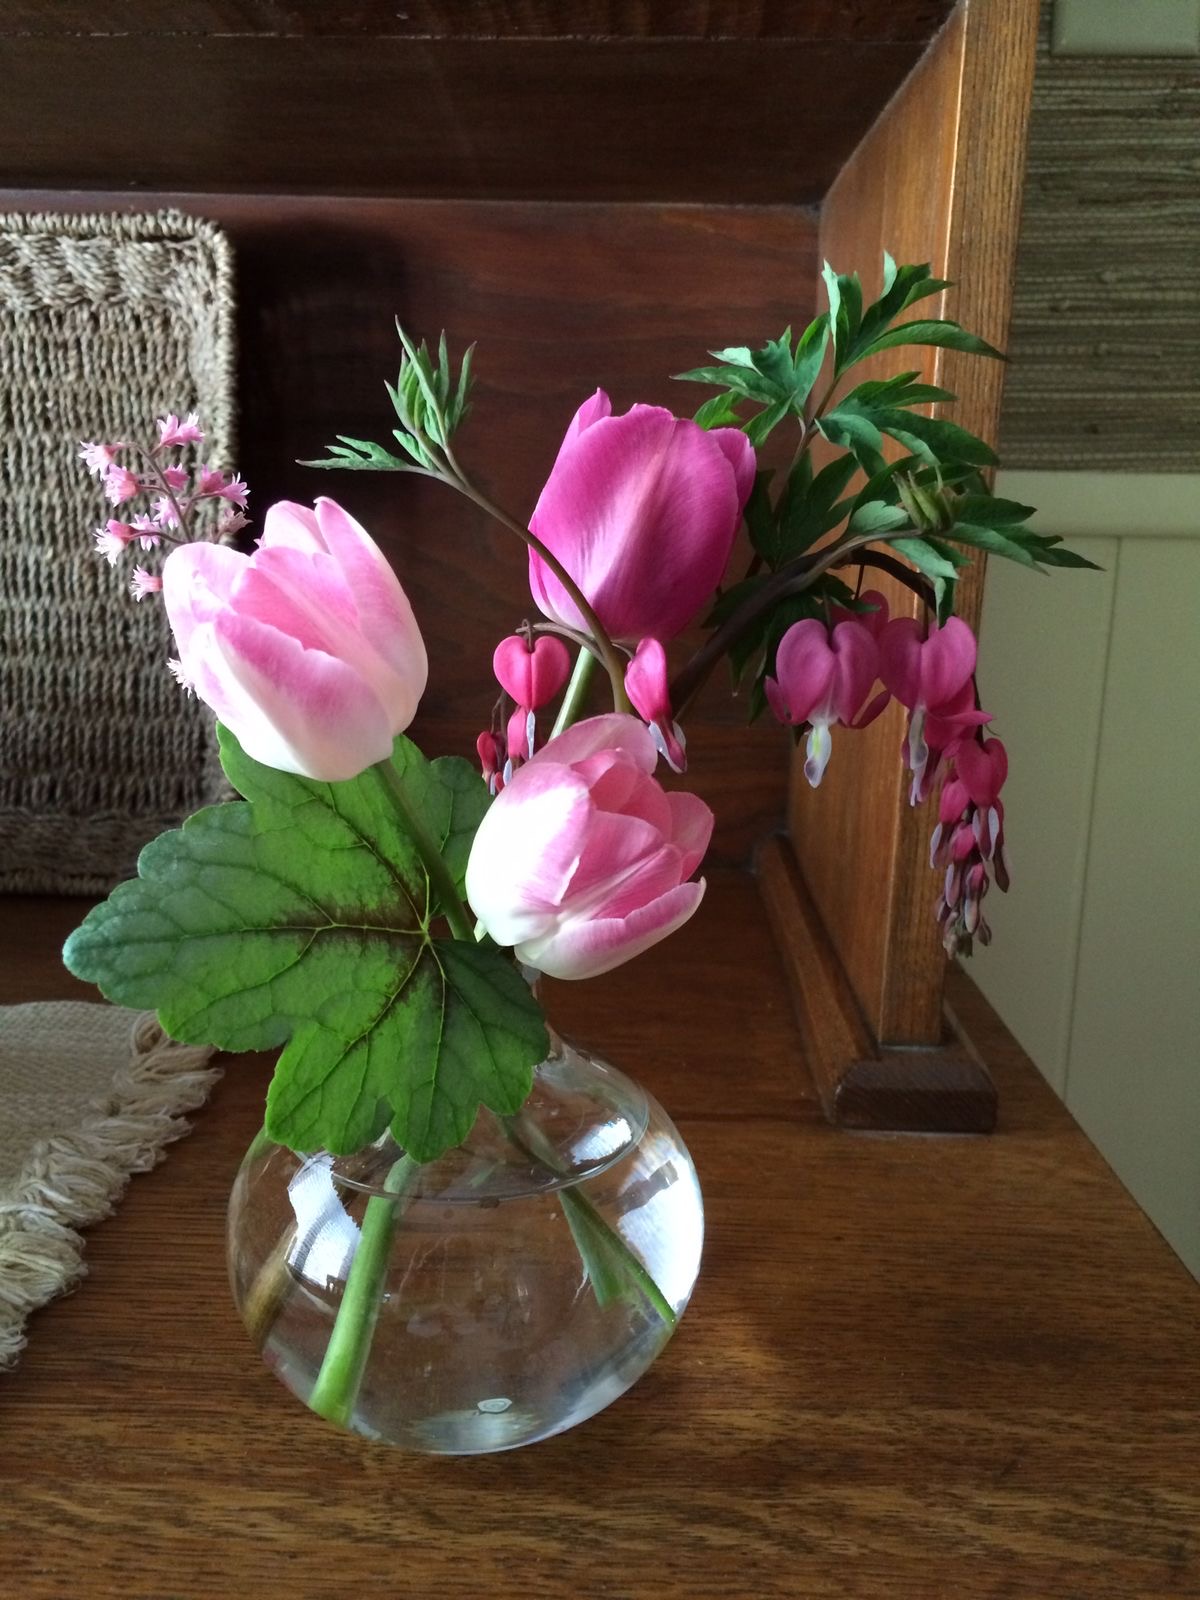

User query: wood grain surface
[789,0,1039,1047]
[0,18,949,203]
[2,882,1199,1599]
[0,1,955,40]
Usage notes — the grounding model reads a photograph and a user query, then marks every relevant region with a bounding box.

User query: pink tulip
[465,713,713,980]
[765,618,885,787]
[879,615,990,804]
[527,391,755,643]
[162,496,427,781]
[624,638,687,773]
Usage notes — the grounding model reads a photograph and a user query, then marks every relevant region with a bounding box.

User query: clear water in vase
[227,1037,703,1453]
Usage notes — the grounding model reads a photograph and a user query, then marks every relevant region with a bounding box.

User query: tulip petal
[464,766,594,939]
[313,498,428,697]
[707,426,757,509]
[665,790,714,879]
[528,405,743,641]
[260,500,324,553]
[161,540,245,659]
[527,713,657,774]
[520,878,707,981]
[202,612,396,780]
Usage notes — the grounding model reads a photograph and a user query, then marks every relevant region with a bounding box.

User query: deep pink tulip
[492,633,571,711]
[527,391,755,643]
[162,497,427,781]
[464,713,713,980]
[765,618,885,787]
[624,638,687,773]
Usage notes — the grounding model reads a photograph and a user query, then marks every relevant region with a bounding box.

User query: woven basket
[0,210,236,893]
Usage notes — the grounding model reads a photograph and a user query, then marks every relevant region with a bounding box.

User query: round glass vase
[226,1031,704,1454]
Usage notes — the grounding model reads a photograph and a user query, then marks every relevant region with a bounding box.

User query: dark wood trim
[756,833,997,1133]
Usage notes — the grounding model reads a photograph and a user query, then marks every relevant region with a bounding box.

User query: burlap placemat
[0,209,236,892]
[0,1001,220,1367]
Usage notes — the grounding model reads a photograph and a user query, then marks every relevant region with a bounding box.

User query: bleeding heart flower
[527,391,755,644]
[624,638,687,773]
[765,617,886,787]
[930,734,1011,956]
[465,713,713,980]
[879,615,990,804]
[492,633,571,711]
[162,496,427,781]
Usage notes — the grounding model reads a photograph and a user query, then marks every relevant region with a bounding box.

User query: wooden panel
[789,0,1038,1046]
[971,531,1116,1096]
[4,885,1200,1597]
[1,189,811,862]
[1065,538,1200,1280]
[0,35,943,203]
[1001,4,1200,470]
[0,1,955,40]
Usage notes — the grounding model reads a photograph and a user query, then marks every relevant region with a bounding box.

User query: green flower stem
[307,1154,418,1428]
[502,1115,677,1330]
[550,647,597,738]
[373,757,475,941]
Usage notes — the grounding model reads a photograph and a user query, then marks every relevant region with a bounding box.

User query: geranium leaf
[63,728,546,1162]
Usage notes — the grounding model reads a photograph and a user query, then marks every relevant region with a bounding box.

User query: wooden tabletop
[2,873,1198,1599]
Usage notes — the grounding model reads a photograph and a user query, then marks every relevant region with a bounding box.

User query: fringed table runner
[0,1001,220,1367]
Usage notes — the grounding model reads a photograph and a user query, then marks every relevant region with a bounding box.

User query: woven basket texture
[0,210,236,893]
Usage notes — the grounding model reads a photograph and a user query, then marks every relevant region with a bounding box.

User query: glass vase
[226,1030,704,1453]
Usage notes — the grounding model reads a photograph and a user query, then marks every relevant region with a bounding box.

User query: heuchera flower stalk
[162,496,427,781]
[465,713,713,980]
[527,391,755,644]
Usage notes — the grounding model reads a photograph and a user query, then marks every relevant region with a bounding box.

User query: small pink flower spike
[157,412,204,448]
[152,495,180,529]
[624,638,687,773]
[493,633,572,711]
[162,463,189,491]
[129,566,163,601]
[217,510,251,539]
[103,466,141,505]
[93,520,136,566]
[130,513,163,548]
[194,466,249,506]
[79,441,126,477]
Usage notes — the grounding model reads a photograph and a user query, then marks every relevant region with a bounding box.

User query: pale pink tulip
[465,713,713,980]
[527,391,755,643]
[624,638,687,773]
[765,618,885,787]
[162,496,427,781]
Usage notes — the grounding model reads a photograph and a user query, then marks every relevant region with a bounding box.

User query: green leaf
[848,500,911,535]
[792,314,830,409]
[890,536,962,582]
[823,262,864,372]
[952,494,1036,526]
[673,363,781,405]
[299,436,422,473]
[63,730,547,1163]
[742,470,778,563]
[693,391,742,430]
[851,318,1004,365]
[743,396,792,447]
[816,408,886,476]
[778,454,860,556]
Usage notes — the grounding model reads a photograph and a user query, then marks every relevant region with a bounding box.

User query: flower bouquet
[63,258,1094,1452]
